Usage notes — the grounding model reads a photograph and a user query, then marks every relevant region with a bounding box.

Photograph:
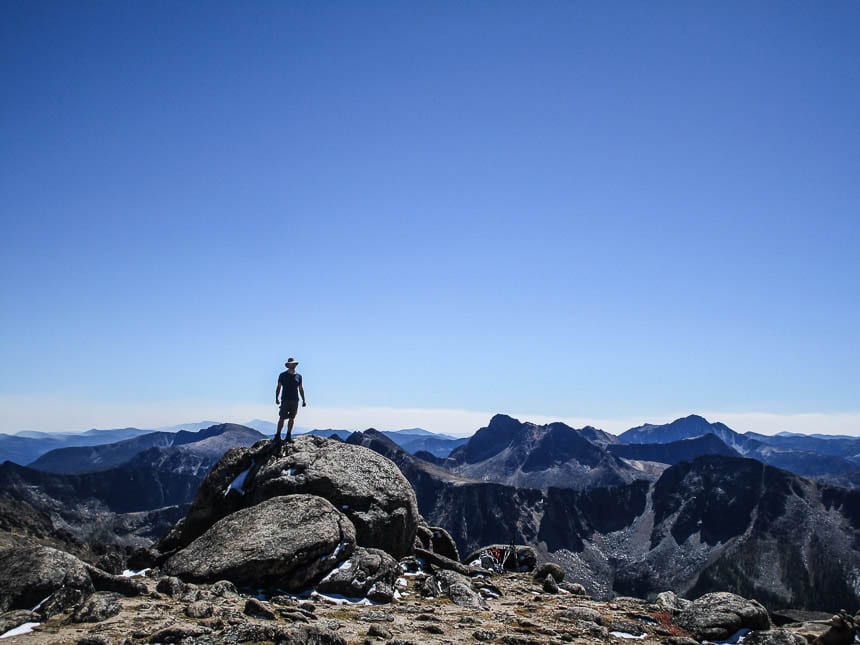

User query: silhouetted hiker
[275,357,306,443]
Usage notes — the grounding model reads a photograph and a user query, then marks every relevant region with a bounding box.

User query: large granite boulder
[316,547,399,602]
[158,436,419,560]
[0,546,145,619]
[0,546,92,614]
[677,592,771,641]
[247,436,419,558]
[164,494,355,590]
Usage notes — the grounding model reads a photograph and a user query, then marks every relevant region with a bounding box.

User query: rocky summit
[2,431,860,644]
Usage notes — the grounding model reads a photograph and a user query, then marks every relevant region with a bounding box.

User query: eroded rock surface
[317,546,399,602]
[164,494,355,589]
[248,436,419,558]
[677,591,771,641]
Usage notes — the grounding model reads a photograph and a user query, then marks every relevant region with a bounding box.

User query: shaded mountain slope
[607,434,741,464]
[619,415,860,486]
[0,425,263,547]
[29,424,262,474]
[446,414,645,490]
[352,429,860,611]
[0,428,153,467]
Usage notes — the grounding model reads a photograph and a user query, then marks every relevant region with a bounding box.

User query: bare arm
[299,383,306,406]
[275,382,281,404]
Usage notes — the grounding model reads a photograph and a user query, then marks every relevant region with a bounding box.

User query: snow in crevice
[610,632,647,640]
[320,558,353,582]
[309,591,373,605]
[121,568,150,577]
[224,460,254,496]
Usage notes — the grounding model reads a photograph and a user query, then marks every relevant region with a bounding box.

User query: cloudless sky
[2,1,859,434]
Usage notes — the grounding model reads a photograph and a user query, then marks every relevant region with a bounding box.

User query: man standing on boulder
[275,357,306,443]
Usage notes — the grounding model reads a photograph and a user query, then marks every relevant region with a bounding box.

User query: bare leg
[276,417,285,441]
[287,415,295,440]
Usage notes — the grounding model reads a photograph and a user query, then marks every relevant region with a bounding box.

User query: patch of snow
[320,558,353,582]
[310,591,373,605]
[341,504,349,510]
[121,568,150,578]
[610,632,647,640]
[329,541,347,559]
[281,467,296,476]
[703,628,750,645]
[395,577,407,588]
[1,623,40,639]
[393,590,402,600]
[225,461,254,496]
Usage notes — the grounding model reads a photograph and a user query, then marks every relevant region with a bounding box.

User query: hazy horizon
[4,400,860,439]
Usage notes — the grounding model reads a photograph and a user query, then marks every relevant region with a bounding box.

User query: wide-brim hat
[285,357,299,366]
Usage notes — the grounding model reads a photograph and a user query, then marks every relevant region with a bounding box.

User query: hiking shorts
[279,399,299,420]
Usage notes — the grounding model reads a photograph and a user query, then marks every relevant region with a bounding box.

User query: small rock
[71,592,122,623]
[421,624,444,634]
[542,574,559,594]
[209,580,238,597]
[474,630,498,641]
[558,582,587,596]
[561,606,603,625]
[368,582,395,603]
[0,610,40,635]
[147,624,210,643]
[318,618,342,631]
[185,601,214,618]
[155,576,185,597]
[244,598,276,620]
[77,637,112,645]
[655,590,690,615]
[743,629,808,645]
[367,624,393,639]
[608,618,645,635]
[271,594,299,606]
[359,610,395,622]
[279,608,310,623]
[533,562,564,583]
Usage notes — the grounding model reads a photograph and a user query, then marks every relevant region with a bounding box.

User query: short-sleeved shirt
[278,371,302,401]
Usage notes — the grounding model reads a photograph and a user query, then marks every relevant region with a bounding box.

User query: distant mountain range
[29,424,264,474]
[347,422,860,611]
[618,414,860,485]
[5,412,860,611]
[0,424,264,546]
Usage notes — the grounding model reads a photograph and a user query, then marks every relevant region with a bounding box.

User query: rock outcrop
[164,495,355,589]
[676,591,771,641]
[0,545,145,619]
[316,546,399,602]
[160,435,419,560]
[249,436,419,558]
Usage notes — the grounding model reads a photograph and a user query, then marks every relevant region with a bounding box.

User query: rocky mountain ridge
[349,429,860,612]
[1,431,856,645]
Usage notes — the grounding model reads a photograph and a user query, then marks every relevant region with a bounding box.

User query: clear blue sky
[1,2,859,434]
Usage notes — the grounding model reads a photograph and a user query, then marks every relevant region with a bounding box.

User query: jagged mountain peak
[445,416,643,490]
